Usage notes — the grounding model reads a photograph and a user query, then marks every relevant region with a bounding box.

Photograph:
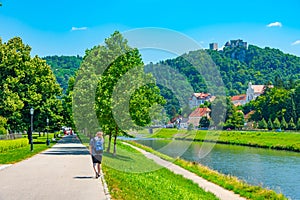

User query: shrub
[0,126,7,135]
[0,138,28,153]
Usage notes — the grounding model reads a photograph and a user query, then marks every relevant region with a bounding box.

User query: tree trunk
[106,132,112,153]
[113,134,117,156]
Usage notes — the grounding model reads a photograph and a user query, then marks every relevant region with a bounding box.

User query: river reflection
[136,139,300,200]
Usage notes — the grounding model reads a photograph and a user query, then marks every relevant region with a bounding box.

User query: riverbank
[151,129,300,152]
[126,140,287,200]
[77,132,220,199]
[102,141,220,200]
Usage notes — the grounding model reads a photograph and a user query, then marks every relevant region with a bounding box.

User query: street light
[46,118,50,146]
[30,108,34,151]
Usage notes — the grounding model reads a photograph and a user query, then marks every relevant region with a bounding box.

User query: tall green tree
[75,31,164,155]
[0,37,63,133]
[267,118,273,130]
[273,117,281,129]
[280,117,288,130]
[258,118,267,129]
[288,118,296,130]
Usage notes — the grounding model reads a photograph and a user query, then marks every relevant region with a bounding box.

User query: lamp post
[46,118,50,146]
[30,108,34,151]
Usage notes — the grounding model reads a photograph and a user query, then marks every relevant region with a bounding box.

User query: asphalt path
[0,135,107,200]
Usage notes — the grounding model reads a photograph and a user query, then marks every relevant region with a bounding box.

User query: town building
[224,39,247,49]
[189,93,214,109]
[188,107,211,128]
[231,82,273,106]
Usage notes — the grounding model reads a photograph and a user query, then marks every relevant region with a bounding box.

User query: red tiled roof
[193,93,211,99]
[231,94,246,101]
[244,110,255,120]
[189,107,211,118]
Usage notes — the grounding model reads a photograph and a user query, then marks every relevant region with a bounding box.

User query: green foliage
[0,116,7,127]
[273,118,281,129]
[0,116,7,134]
[73,31,165,154]
[258,118,267,129]
[297,118,300,130]
[0,37,63,132]
[0,138,28,153]
[288,118,296,130]
[267,118,273,130]
[0,127,6,135]
[43,55,82,93]
[280,117,288,130]
[199,116,210,128]
[187,123,194,131]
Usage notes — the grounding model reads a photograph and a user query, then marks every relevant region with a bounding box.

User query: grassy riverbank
[126,141,287,200]
[0,133,58,164]
[151,129,300,152]
[102,141,219,200]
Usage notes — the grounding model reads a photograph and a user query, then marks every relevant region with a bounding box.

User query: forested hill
[43,55,82,93]
[161,45,300,95]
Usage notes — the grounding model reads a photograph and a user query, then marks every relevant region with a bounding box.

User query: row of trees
[256,117,300,130]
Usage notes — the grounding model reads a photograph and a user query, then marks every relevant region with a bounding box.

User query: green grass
[151,129,300,152]
[102,141,219,200]
[126,141,287,200]
[0,133,58,164]
[76,132,90,147]
[0,138,28,153]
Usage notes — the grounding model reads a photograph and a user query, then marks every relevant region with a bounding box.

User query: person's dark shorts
[91,154,103,164]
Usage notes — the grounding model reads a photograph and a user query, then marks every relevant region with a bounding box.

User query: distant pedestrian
[89,131,105,178]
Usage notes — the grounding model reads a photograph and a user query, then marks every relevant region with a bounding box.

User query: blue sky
[1,0,300,63]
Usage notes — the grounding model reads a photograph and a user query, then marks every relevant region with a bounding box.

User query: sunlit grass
[151,129,300,151]
[102,141,219,200]
[0,133,58,164]
[127,141,288,200]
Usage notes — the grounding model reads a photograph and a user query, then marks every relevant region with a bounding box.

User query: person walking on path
[89,131,105,178]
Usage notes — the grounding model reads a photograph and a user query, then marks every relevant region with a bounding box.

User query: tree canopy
[0,37,63,132]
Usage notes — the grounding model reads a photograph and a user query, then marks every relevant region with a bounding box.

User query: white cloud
[266,22,282,28]
[292,40,300,46]
[71,27,88,31]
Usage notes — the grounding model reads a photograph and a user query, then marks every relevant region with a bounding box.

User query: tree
[267,118,273,130]
[297,118,300,131]
[0,116,7,135]
[199,116,210,128]
[288,118,296,130]
[76,31,164,155]
[0,37,63,133]
[258,118,267,129]
[280,117,288,130]
[273,118,281,130]
[187,123,194,131]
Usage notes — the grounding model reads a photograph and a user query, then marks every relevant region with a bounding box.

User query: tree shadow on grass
[103,152,133,161]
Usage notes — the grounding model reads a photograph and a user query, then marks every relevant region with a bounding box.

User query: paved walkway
[0,135,108,200]
[124,143,246,200]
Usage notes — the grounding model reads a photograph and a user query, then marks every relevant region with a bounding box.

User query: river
[136,139,300,200]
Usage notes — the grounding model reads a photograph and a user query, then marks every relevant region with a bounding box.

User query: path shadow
[73,176,94,179]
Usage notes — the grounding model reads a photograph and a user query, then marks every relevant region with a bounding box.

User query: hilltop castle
[209,39,247,50]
